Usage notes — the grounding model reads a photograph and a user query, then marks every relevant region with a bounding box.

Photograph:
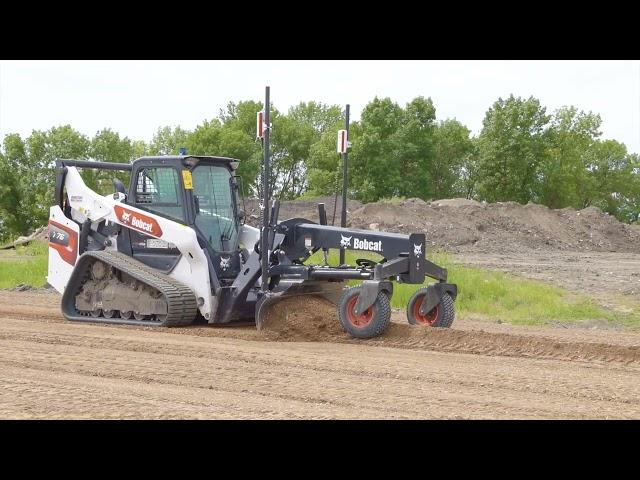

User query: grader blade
[255,280,345,330]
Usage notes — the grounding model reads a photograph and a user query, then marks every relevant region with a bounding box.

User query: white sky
[1,60,639,153]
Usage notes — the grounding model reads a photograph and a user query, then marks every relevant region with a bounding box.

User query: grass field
[1,241,637,326]
[0,242,49,289]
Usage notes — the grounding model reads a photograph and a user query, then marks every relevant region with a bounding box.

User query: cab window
[192,165,238,252]
[134,167,184,222]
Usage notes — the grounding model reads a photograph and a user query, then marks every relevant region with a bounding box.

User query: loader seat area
[134,167,185,222]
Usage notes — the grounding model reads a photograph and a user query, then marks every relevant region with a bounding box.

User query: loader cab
[122,155,243,280]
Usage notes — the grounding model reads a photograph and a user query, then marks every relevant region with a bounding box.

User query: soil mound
[246,197,640,254]
[260,296,344,341]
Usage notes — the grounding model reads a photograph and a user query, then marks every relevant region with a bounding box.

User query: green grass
[305,249,637,326]
[0,241,49,289]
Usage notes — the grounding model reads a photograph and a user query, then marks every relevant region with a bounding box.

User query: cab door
[125,165,185,272]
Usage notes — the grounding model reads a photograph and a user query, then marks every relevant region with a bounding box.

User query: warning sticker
[182,170,193,189]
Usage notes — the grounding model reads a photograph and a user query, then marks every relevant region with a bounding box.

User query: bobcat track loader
[47,89,457,339]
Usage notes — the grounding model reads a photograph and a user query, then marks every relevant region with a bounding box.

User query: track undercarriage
[62,250,198,327]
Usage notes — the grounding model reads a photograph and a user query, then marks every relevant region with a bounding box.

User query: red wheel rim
[413,295,439,326]
[346,296,374,328]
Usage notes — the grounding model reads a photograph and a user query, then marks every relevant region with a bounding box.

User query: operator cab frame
[122,155,244,281]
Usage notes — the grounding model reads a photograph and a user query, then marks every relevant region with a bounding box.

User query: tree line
[1,94,638,241]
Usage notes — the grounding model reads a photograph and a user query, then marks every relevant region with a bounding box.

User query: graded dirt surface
[2,291,640,419]
[455,250,640,309]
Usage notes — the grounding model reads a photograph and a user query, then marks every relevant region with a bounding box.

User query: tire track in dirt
[2,291,640,419]
[2,292,640,366]
[2,324,640,419]
[3,327,639,405]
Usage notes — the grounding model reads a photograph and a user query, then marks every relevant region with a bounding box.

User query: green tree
[149,126,190,155]
[476,95,549,203]
[540,107,601,209]
[218,100,265,195]
[267,102,342,199]
[0,127,91,237]
[0,136,31,238]
[90,128,134,163]
[218,126,262,197]
[185,115,262,196]
[85,129,135,193]
[432,119,475,199]
[287,101,342,134]
[583,140,638,219]
[306,121,346,197]
[393,97,437,199]
[350,97,405,202]
[23,126,91,229]
[219,100,263,136]
[185,119,223,155]
[132,140,150,158]
[43,125,90,162]
[457,137,481,199]
[622,153,640,221]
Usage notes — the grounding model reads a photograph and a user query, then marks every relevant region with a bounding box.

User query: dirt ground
[2,290,640,419]
[3,198,640,418]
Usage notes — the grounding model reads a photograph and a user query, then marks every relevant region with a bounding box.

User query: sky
[1,60,639,153]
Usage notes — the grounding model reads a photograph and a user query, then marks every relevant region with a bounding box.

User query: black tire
[407,289,455,328]
[338,286,391,339]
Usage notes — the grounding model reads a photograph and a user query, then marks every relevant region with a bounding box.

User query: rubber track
[63,250,198,327]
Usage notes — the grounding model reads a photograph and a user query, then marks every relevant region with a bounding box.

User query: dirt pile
[260,296,344,341]
[246,197,640,254]
[244,196,362,226]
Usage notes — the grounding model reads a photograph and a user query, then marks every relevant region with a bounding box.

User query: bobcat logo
[121,211,131,222]
[413,243,423,256]
[340,235,352,248]
[219,256,231,271]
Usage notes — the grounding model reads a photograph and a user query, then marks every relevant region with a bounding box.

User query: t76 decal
[48,220,78,266]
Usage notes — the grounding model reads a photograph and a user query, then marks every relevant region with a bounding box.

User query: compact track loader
[47,88,457,338]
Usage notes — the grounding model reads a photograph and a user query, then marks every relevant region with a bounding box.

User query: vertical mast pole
[339,104,350,265]
[261,86,271,292]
